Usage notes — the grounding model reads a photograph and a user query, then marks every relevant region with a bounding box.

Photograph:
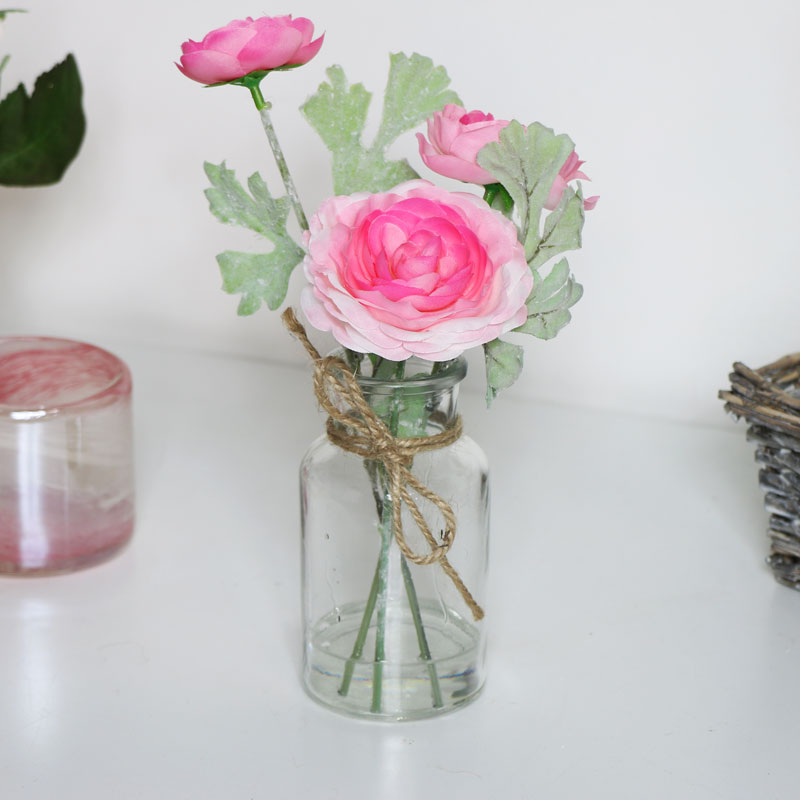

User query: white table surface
[1,342,796,800]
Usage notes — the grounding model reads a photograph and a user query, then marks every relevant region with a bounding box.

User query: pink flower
[545,151,599,211]
[177,15,324,85]
[416,104,510,185]
[301,180,532,361]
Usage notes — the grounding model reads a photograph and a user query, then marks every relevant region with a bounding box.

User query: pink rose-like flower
[301,180,532,361]
[545,151,599,211]
[416,104,510,185]
[177,15,324,85]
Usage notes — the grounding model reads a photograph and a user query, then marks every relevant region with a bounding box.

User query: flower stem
[400,554,444,708]
[337,361,444,713]
[370,489,393,712]
[483,182,514,218]
[338,555,381,697]
[248,84,309,233]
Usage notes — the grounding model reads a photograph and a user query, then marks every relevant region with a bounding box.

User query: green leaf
[0,9,27,21]
[302,54,459,194]
[204,161,304,315]
[216,247,300,314]
[0,53,85,186]
[301,65,371,157]
[528,185,585,271]
[373,53,461,151]
[484,338,524,406]
[515,258,583,340]
[476,121,574,261]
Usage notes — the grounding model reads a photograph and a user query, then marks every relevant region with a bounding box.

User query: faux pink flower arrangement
[180,14,599,720]
[180,14,597,399]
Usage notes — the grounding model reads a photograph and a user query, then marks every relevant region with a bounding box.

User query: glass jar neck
[349,355,466,439]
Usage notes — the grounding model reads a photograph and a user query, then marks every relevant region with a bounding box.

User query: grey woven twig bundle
[720,354,800,588]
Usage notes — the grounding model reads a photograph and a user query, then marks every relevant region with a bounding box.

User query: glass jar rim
[0,336,131,419]
[329,349,467,393]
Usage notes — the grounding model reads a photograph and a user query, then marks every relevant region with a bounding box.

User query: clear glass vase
[300,354,488,720]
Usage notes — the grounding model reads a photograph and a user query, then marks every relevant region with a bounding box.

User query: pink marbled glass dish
[0,337,134,575]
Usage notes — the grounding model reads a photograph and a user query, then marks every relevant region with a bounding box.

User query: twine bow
[283,308,484,621]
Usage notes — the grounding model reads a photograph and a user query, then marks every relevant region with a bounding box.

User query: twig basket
[720,354,800,588]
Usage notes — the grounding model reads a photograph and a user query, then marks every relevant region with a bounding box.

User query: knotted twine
[282,308,484,621]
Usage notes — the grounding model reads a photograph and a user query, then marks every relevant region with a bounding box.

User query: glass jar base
[304,600,485,721]
[0,491,134,576]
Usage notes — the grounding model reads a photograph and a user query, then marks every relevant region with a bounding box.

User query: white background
[0,0,798,423]
[3,5,800,796]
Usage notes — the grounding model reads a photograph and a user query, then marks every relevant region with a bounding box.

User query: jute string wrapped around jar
[283,308,484,621]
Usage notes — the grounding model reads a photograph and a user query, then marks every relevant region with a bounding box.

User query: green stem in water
[370,363,406,712]
[338,555,381,697]
[370,485,393,712]
[338,359,443,712]
[247,83,309,233]
[400,555,444,708]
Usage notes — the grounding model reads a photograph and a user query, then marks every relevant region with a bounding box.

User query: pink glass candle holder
[0,337,134,575]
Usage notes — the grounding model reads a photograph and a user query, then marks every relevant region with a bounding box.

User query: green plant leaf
[528,185,585,271]
[0,9,27,21]
[484,338,524,406]
[0,53,85,186]
[515,258,583,340]
[302,54,460,194]
[476,121,574,262]
[373,53,461,151]
[204,161,304,315]
[216,247,300,314]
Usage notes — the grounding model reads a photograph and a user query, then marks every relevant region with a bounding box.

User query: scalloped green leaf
[528,185,585,271]
[298,65,370,152]
[374,53,461,150]
[217,246,301,314]
[484,338,524,406]
[204,161,303,315]
[516,258,583,340]
[301,53,459,194]
[476,121,574,262]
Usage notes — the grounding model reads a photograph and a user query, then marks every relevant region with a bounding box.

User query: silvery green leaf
[484,338,524,406]
[204,162,290,236]
[528,185,585,271]
[204,162,303,314]
[374,53,461,150]
[516,258,583,340]
[476,121,574,261]
[300,65,370,162]
[302,54,458,194]
[217,243,303,315]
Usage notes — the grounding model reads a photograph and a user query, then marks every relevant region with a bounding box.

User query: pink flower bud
[416,104,510,185]
[545,151,599,211]
[177,15,324,85]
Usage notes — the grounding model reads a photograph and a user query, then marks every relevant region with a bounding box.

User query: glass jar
[300,354,488,720]
[0,337,134,575]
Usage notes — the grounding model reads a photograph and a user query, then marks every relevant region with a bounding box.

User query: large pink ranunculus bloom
[545,151,599,211]
[301,181,532,361]
[177,15,324,85]
[416,104,510,185]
